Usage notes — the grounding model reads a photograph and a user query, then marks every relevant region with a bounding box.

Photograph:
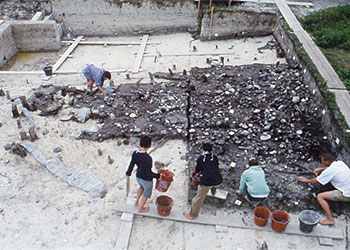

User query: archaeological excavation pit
[1,0,350,249]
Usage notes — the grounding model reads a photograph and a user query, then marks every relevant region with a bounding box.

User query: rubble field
[17,63,348,216]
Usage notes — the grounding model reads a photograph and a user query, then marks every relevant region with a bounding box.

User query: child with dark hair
[82,64,112,94]
[126,136,160,213]
[183,143,223,220]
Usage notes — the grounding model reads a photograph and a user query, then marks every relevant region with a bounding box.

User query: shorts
[136,177,153,199]
[329,189,350,202]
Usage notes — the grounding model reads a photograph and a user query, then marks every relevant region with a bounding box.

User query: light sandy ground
[0,33,348,249]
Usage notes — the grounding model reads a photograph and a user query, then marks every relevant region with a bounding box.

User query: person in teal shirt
[235,158,270,203]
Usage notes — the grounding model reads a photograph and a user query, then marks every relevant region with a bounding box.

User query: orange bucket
[271,210,290,233]
[156,169,174,192]
[253,206,271,227]
[156,195,173,216]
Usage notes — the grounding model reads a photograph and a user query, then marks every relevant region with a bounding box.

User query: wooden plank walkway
[274,0,350,124]
[116,197,134,250]
[194,0,313,7]
[115,203,344,240]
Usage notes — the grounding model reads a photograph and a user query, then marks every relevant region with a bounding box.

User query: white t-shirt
[317,161,350,197]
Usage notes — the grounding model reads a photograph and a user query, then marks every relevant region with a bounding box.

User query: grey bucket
[299,210,320,233]
[43,66,53,76]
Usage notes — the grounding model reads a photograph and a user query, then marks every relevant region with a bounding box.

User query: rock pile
[24,63,345,213]
[0,0,42,20]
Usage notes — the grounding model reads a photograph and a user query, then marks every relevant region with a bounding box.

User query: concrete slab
[207,189,228,200]
[318,237,333,246]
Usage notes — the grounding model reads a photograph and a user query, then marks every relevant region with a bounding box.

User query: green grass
[300,5,350,93]
[284,20,350,131]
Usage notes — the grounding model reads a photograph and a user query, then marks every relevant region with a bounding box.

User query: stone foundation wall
[273,18,350,165]
[49,0,197,36]
[0,23,17,68]
[200,10,277,40]
[10,20,61,52]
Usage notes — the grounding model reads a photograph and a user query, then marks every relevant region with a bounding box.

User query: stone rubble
[22,63,347,213]
[0,0,42,20]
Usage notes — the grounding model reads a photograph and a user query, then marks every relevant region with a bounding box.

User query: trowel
[126,176,130,197]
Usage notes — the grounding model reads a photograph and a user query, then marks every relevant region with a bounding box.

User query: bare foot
[320,219,335,225]
[183,212,194,220]
[138,207,150,213]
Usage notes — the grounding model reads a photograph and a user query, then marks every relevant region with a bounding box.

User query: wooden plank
[143,51,235,57]
[132,35,149,73]
[116,198,134,250]
[54,69,127,75]
[52,36,83,73]
[31,11,44,21]
[318,237,333,246]
[207,189,228,200]
[114,203,344,240]
[0,71,43,75]
[194,0,313,6]
[274,0,344,90]
[330,90,350,126]
[62,41,160,46]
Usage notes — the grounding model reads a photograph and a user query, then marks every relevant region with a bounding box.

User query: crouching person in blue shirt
[125,135,160,213]
[183,143,223,220]
[82,64,112,94]
[236,158,270,205]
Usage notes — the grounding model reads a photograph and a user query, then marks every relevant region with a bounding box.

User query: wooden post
[209,0,212,11]
[12,104,19,118]
[197,0,201,17]
[29,127,39,142]
[209,7,214,39]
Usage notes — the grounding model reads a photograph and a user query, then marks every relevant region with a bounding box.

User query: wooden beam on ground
[61,41,160,46]
[132,35,149,73]
[0,71,43,75]
[194,0,313,6]
[114,203,344,240]
[54,69,127,75]
[116,197,134,250]
[31,11,45,21]
[330,89,350,126]
[52,36,83,73]
[143,51,235,57]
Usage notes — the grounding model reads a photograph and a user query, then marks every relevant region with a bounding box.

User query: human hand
[297,176,308,182]
[235,189,239,194]
[313,168,323,175]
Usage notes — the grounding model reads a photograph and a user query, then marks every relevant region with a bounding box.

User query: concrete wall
[0,23,18,68]
[200,10,277,40]
[273,18,350,165]
[10,20,61,51]
[50,0,197,36]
